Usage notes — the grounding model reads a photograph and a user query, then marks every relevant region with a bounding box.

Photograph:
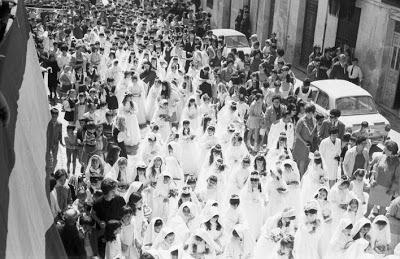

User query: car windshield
[335,96,378,116]
[224,35,249,48]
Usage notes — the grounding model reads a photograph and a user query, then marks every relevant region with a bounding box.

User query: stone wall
[354,1,390,100]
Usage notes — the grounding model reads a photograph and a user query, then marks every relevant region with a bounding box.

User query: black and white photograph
[1,0,400,258]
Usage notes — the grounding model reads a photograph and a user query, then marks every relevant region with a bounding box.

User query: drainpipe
[322,0,329,50]
[284,0,292,51]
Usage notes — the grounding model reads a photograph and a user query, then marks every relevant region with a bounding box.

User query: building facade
[201,0,400,114]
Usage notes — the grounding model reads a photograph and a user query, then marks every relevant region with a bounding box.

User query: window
[224,35,250,48]
[207,0,213,8]
[391,46,399,69]
[336,96,378,116]
[315,91,329,110]
[310,89,319,102]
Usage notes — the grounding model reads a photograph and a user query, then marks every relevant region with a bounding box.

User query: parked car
[296,79,390,144]
[209,29,251,56]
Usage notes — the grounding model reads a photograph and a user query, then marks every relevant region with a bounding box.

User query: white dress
[181,106,200,130]
[254,214,296,259]
[265,173,290,219]
[116,78,132,104]
[281,161,302,214]
[323,218,353,259]
[226,166,250,198]
[121,222,138,259]
[152,106,172,142]
[329,183,354,225]
[179,135,200,176]
[146,84,161,121]
[152,178,173,222]
[143,217,163,248]
[300,164,329,207]
[343,238,375,259]
[224,225,255,259]
[224,142,249,169]
[128,81,147,125]
[293,220,323,259]
[350,179,369,214]
[267,119,295,150]
[119,102,141,146]
[265,147,293,169]
[239,184,266,241]
[105,234,123,259]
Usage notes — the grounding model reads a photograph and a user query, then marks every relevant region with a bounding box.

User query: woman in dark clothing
[46,53,60,101]
[112,116,128,158]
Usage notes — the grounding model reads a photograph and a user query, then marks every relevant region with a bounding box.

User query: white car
[299,79,389,143]
[209,29,251,56]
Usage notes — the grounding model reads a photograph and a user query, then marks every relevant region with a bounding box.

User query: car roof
[311,79,372,99]
[210,29,246,37]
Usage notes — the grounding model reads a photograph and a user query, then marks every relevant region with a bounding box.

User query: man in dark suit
[329,54,348,80]
[46,108,64,175]
[58,209,86,259]
[318,109,346,141]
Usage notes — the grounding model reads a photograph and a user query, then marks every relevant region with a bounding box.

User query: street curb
[376,103,398,118]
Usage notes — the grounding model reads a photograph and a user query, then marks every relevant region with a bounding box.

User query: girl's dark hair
[54,169,68,180]
[182,127,190,136]
[208,146,222,166]
[140,252,155,259]
[105,144,121,166]
[376,220,388,226]
[178,195,192,207]
[154,219,163,227]
[104,220,121,242]
[121,206,133,217]
[315,188,328,200]
[100,178,117,196]
[254,155,266,172]
[128,192,142,215]
[49,177,57,192]
[229,197,240,206]
[202,116,212,133]
[385,140,399,155]
[150,158,162,178]
[277,48,285,57]
[305,104,316,113]
[345,224,353,230]
[204,217,222,231]
[238,50,245,61]
[160,81,171,99]
[276,136,287,150]
[352,223,371,240]
[349,198,359,208]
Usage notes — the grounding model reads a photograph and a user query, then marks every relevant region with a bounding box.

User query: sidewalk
[376,103,400,132]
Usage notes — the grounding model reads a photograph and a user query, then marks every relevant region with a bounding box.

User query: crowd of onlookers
[25,0,400,258]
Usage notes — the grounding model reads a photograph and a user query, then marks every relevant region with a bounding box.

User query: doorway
[335,7,361,54]
[299,0,319,67]
[385,21,400,109]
